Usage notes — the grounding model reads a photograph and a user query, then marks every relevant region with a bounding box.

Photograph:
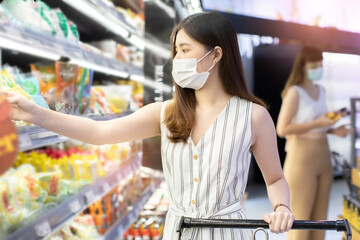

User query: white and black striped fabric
[160,96,253,240]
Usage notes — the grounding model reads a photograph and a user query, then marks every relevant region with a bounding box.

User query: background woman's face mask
[172,49,217,90]
[307,67,323,81]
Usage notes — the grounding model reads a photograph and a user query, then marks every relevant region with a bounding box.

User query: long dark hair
[164,11,266,143]
[281,46,323,98]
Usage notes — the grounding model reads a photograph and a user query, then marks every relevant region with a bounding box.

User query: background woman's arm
[276,87,334,137]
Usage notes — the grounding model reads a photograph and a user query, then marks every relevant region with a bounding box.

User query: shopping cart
[176,216,352,240]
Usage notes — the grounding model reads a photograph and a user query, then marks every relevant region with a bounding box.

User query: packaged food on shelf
[117,79,144,108]
[1,0,79,41]
[31,61,58,110]
[116,6,145,31]
[1,0,54,35]
[2,65,50,109]
[48,214,103,240]
[74,68,93,115]
[55,62,79,114]
[119,181,168,240]
[1,137,141,237]
[0,70,31,100]
[96,85,132,113]
[0,164,49,237]
[90,87,122,115]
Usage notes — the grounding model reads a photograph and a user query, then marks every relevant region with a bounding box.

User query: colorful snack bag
[74,68,93,115]
[37,170,62,203]
[31,62,57,110]
[55,62,79,114]
[19,73,50,109]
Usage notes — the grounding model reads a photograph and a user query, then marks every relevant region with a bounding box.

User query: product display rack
[3,153,148,240]
[351,98,360,168]
[0,1,166,239]
[103,182,160,240]
[341,98,360,239]
[0,21,141,79]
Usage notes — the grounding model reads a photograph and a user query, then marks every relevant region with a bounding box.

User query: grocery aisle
[244,178,348,240]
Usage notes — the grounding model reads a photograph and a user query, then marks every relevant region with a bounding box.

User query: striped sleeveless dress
[160,96,253,240]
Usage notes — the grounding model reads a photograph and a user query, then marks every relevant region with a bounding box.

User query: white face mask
[307,67,323,81]
[172,49,217,90]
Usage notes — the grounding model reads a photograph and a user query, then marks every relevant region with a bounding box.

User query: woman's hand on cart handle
[263,206,295,234]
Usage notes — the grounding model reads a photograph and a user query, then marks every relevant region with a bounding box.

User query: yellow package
[0,71,31,99]
[84,160,98,182]
[9,164,47,210]
[0,179,24,231]
[37,170,63,202]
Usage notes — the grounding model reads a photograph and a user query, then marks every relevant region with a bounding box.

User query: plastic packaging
[31,62,57,110]
[55,62,79,114]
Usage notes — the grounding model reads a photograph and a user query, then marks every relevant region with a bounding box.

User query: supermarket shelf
[44,0,144,50]
[4,154,141,240]
[17,125,69,152]
[82,154,142,206]
[103,185,155,240]
[0,21,143,79]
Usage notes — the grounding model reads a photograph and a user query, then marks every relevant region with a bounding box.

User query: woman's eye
[182,49,188,53]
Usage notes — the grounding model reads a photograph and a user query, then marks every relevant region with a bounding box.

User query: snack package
[31,62,57,110]
[9,164,47,210]
[37,170,62,203]
[74,68,93,115]
[68,20,80,41]
[2,65,49,109]
[33,1,57,36]
[2,0,53,34]
[55,62,79,114]
[0,177,24,236]
[326,107,349,121]
[54,8,68,38]
[90,87,120,115]
[0,71,31,99]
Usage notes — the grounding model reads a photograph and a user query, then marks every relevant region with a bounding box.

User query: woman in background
[277,46,351,240]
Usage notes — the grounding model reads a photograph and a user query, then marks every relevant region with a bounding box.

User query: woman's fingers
[265,211,294,233]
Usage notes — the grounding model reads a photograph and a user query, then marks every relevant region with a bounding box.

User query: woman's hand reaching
[3,91,38,123]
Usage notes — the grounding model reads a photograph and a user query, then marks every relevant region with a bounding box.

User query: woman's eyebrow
[176,42,191,47]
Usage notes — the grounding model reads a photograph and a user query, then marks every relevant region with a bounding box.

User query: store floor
[244,178,347,240]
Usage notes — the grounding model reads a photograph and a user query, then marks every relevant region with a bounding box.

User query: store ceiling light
[0,36,61,61]
[70,58,130,79]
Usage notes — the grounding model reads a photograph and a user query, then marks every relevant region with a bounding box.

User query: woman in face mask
[5,11,294,239]
[276,46,351,240]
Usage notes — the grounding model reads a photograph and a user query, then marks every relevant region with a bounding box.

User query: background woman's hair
[281,46,323,98]
[164,11,266,143]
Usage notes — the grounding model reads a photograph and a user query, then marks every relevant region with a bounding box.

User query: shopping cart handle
[176,217,352,240]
